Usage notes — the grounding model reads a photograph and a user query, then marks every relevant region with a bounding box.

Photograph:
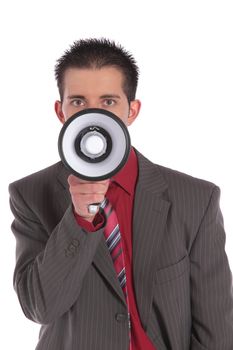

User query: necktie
[100,198,132,349]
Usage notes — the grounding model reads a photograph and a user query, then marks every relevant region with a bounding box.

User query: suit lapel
[93,237,127,305]
[56,162,126,306]
[133,150,171,330]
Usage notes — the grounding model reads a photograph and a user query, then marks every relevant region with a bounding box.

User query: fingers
[68,174,109,187]
[67,175,110,222]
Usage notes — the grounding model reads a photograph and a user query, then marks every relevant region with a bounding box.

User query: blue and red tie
[100,198,132,349]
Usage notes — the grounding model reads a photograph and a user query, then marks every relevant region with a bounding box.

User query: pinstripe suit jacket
[9,149,233,350]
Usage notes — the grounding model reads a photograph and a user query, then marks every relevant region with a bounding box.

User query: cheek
[108,110,127,126]
[119,115,129,126]
[116,106,130,124]
[61,105,76,120]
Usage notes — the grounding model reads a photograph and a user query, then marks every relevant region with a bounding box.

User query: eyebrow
[67,94,121,100]
[99,94,121,99]
[67,95,86,100]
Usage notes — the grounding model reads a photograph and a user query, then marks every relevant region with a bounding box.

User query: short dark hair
[54,38,139,103]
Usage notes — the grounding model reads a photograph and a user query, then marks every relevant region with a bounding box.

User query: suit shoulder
[9,162,62,195]
[156,163,218,195]
[135,148,219,196]
[155,164,222,222]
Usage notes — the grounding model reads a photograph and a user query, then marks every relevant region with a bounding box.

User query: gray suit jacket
[9,149,233,350]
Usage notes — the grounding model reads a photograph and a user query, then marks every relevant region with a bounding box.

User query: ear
[127,99,141,126]
[55,100,65,124]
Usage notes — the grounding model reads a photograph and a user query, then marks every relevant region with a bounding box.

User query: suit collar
[134,148,168,194]
[56,161,70,191]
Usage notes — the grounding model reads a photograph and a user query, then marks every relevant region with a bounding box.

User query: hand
[67,175,110,222]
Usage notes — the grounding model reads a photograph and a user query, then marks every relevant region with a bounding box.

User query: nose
[87,101,102,109]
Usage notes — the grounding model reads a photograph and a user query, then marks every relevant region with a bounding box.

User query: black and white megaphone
[58,108,131,181]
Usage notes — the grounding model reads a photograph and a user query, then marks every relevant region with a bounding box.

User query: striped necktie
[100,198,132,348]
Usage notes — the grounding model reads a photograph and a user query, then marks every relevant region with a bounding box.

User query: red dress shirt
[76,148,156,350]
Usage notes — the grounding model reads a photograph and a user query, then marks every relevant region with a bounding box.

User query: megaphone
[58,108,131,181]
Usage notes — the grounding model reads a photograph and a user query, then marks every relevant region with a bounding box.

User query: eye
[71,99,85,107]
[103,99,116,106]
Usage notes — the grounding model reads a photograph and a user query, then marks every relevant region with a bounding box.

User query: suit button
[65,248,74,257]
[115,313,127,322]
[69,243,77,253]
[65,239,80,257]
[72,239,80,247]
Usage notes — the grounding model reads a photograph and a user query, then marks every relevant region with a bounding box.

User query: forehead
[62,67,125,95]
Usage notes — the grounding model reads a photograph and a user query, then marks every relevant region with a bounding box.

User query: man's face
[55,66,140,126]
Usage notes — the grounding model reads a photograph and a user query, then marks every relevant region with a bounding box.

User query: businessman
[9,38,233,349]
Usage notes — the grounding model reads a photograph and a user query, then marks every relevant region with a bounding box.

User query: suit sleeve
[9,182,104,325]
[190,186,233,349]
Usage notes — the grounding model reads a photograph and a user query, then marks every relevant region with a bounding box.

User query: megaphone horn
[58,108,131,181]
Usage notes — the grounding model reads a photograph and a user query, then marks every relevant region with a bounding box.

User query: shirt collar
[111,147,138,195]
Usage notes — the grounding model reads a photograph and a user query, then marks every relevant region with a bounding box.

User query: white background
[0,1,232,348]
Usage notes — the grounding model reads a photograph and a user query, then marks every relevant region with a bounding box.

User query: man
[9,38,233,349]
